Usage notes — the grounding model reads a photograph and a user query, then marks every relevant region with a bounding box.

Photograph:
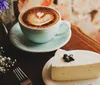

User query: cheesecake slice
[51,49,100,81]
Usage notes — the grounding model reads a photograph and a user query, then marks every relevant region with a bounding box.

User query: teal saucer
[9,23,71,53]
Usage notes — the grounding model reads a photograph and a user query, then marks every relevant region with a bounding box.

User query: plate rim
[42,50,100,85]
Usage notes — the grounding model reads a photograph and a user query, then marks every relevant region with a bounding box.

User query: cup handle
[56,20,71,36]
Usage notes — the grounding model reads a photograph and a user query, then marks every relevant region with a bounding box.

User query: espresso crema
[20,7,60,29]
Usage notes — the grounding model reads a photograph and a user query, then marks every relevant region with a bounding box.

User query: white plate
[42,50,100,85]
[9,22,71,53]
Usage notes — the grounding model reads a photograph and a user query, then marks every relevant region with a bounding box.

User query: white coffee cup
[19,6,71,43]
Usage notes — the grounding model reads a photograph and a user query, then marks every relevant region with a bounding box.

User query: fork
[13,67,32,85]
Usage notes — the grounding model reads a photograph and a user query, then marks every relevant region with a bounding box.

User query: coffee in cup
[19,6,60,29]
[19,6,71,43]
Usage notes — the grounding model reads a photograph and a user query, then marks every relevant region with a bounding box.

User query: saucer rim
[9,22,72,53]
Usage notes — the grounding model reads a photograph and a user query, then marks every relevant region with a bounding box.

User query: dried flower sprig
[0,0,9,14]
[0,56,17,73]
[0,47,17,73]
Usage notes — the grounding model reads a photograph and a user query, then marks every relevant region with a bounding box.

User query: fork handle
[21,79,32,85]
[21,83,32,85]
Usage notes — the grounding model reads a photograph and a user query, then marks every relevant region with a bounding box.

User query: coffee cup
[18,6,71,43]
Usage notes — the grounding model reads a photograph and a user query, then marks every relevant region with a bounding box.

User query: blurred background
[0,0,100,44]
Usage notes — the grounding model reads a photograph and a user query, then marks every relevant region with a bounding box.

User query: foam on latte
[27,12,54,26]
[19,7,60,29]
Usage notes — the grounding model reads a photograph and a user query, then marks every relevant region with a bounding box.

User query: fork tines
[13,67,32,85]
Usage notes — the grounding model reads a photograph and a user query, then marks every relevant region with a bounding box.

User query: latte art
[37,12,44,18]
[20,7,60,29]
[27,12,54,26]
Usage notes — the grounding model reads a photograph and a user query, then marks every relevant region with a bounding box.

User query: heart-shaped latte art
[27,13,54,26]
[37,12,44,18]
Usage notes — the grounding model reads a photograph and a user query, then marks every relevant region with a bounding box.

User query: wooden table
[0,22,100,85]
[62,25,100,53]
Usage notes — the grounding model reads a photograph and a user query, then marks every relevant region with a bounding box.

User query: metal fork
[13,67,32,85]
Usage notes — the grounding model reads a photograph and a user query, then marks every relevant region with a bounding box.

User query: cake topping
[63,54,74,62]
